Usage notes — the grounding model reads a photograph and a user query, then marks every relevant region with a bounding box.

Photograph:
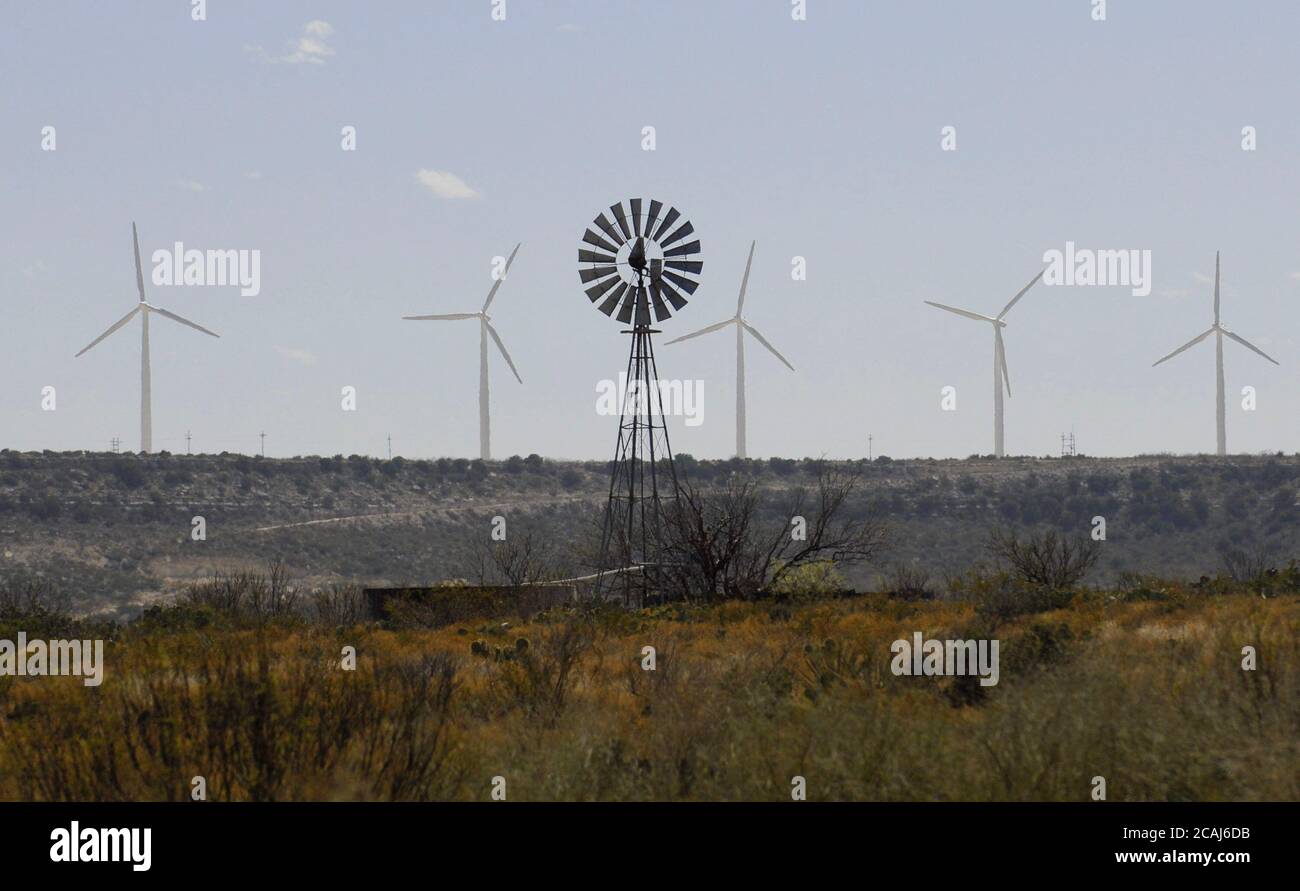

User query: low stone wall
[363,584,578,626]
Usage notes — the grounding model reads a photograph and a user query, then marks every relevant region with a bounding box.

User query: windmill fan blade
[653,207,680,240]
[132,222,147,302]
[997,267,1047,320]
[403,312,477,320]
[579,266,618,284]
[995,328,1011,396]
[1152,327,1215,366]
[616,286,637,324]
[661,269,699,295]
[665,260,702,275]
[630,199,642,236]
[660,221,695,249]
[482,242,521,312]
[610,202,632,240]
[664,240,701,258]
[579,249,617,265]
[645,200,663,239]
[650,258,664,280]
[583,229,620,254]
[1222,328,1280,365]
[149,304,220,338]
[657,277,689,310]
[633,285,652,326]
[649,282,672,322]
[75,306,140,356]
[598,282,628,316]
[484,321,523,384]
[666,318,733,345]
[593,212,625,247]
[742,321,795,372]
[924,301,999,324]
[585,276,620,303]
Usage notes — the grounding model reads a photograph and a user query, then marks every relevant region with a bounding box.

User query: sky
[2,0,1300,461]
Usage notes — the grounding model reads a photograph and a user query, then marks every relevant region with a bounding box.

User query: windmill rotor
[579,198,703,326]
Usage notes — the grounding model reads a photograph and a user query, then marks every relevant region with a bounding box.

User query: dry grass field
[2,578,1295,802]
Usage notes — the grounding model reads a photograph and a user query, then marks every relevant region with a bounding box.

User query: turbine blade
[995,327,1011,396]
[482,242,521,312]
[665,260,703,275]
[1214,251,1221,325]
[742,321,795,372]
[1152,327,1215,367]
[132,222,147,302]
[484,320,522,384]
[579,249,617,265]
[1222,328,1280,365]
[924,301,998,324]
[402,312,479,321]
[736,241,756,315]
[997,266,1047,320]
[665,318,734,345]
[585,276,620,304]
[663,239,701,258]
[75,306,140,356]
[148,304,220,338]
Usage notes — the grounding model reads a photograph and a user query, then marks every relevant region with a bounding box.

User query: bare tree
[657,464,888,601]
[986,527,1099,590]
[454,525,570,587]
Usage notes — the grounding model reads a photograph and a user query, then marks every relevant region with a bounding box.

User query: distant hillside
[1,449,1298,618]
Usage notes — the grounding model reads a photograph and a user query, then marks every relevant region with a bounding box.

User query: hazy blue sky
[3,0,1300,460]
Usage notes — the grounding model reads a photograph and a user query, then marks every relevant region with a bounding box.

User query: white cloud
[247,20,336,65]
[178,179,207,192]
[275,346,317,367]
[414,169,479,200]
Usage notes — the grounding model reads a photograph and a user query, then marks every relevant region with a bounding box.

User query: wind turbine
[403,243,523,461]
[75,222,220,453]
[666,241,793,458]
[925,266,1046,458]
[1152,252,1278,456]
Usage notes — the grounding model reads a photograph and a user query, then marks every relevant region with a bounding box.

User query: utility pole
[868,433,873,462]
[387,434,392,461]
[110,437,120,454]
[259,431,266,458]
[185,430,192,455]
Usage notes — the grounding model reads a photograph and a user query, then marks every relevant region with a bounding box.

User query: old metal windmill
[578,199,703,605]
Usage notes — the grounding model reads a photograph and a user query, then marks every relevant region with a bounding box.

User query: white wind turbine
[1152,252,1278,456]
[75,222,220,453]
[666,241,794,459]
[403,243,523,461]
[925,266,1046,458]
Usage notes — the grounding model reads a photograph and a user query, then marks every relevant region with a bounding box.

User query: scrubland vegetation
[0,558,1295,801]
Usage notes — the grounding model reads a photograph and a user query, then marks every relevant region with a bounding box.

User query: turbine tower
[925,266,1046,458]
[1152,252,1278,456]
[666,241,794,459]
[403,243,523,461]
[75,222,220,453]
